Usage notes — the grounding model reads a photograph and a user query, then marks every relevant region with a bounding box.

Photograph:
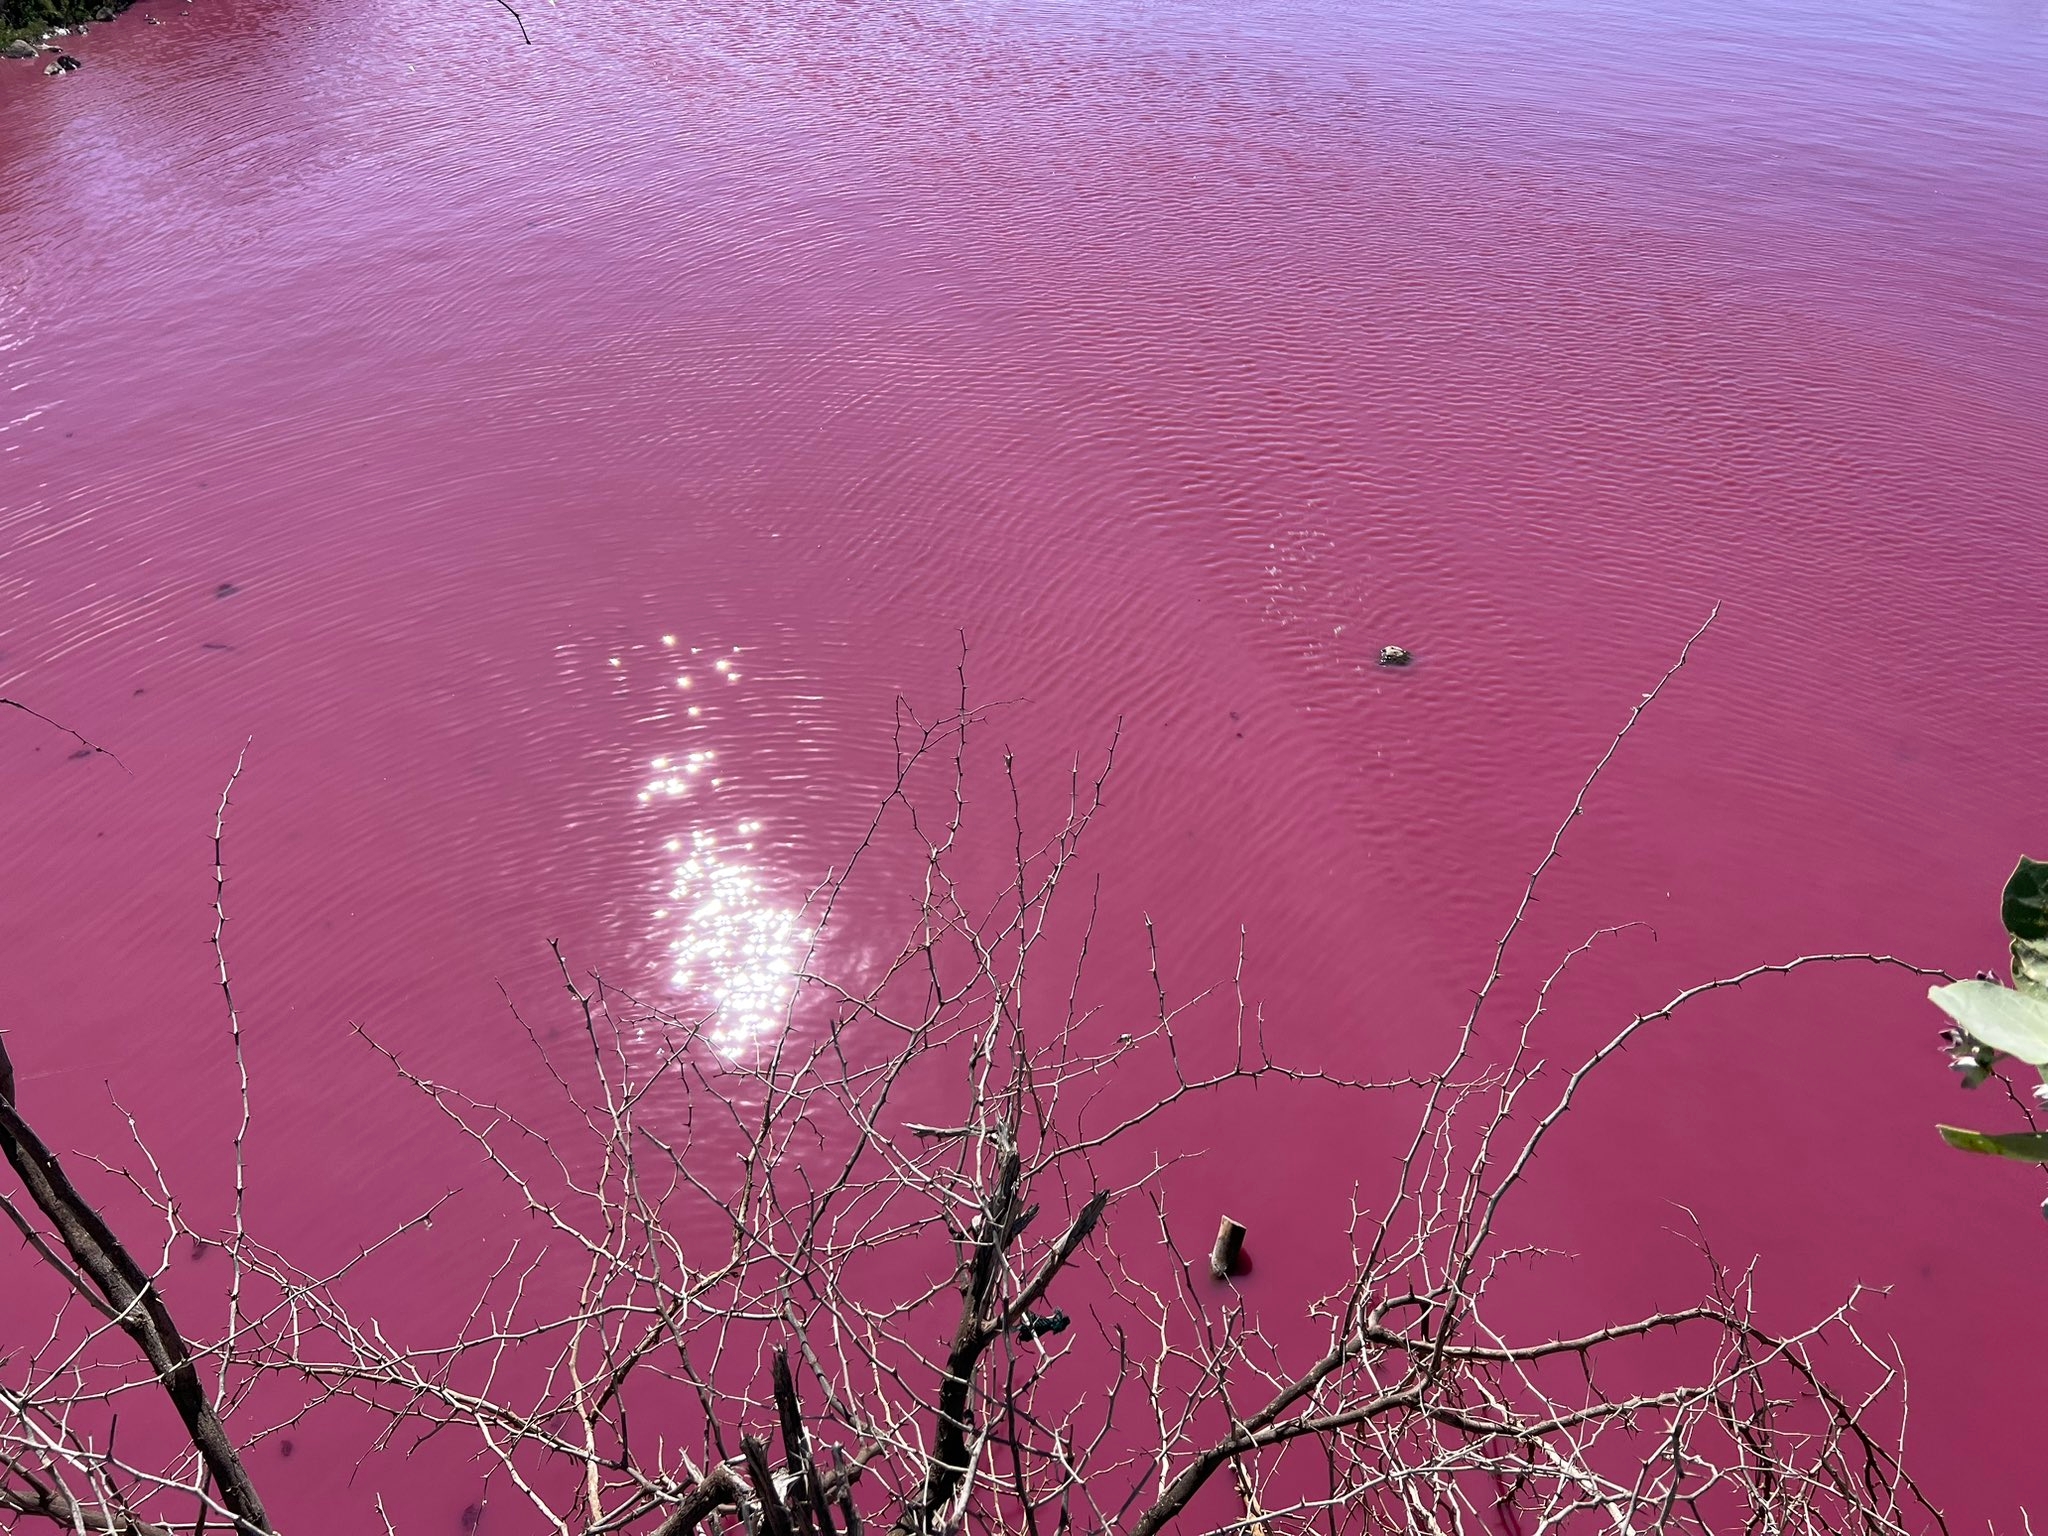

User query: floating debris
[1211,1215,1247,1278]
[1378,644,1412,667]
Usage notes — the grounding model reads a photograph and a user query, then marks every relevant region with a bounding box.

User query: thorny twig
[0,695,127,773]
[0,620,1952,1535]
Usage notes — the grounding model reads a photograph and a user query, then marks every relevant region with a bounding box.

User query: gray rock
[1378,645,1413,667]
[3,38,38,57]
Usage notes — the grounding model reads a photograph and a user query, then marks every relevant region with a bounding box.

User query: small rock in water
[1378,644,1413,667]
[3,38,37,56]
[46,52,83,72]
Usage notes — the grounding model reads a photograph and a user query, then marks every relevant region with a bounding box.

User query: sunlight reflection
[662,824,801,1045]
[616,637,801,1045]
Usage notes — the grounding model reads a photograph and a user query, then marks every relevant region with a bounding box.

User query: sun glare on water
[616,638,802,1045]
[660,823,800,1043]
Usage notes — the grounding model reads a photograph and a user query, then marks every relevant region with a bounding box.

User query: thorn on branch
[1,696,128,773]
[0,1045,272,1530]
[828,1447,862,1536]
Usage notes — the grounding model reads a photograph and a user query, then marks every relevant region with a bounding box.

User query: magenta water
[4,0,2047,1526]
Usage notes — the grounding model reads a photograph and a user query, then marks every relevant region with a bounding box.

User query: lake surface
[3,0,2046,1526]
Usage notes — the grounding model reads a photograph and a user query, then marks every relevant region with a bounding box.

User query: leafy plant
[2002,854,2048,998]
[1930,856,2048,1175]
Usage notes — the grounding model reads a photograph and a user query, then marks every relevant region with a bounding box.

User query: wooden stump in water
[1210,1215,1246,1279]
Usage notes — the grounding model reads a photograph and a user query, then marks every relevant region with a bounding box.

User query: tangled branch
[1,623,1951,1534]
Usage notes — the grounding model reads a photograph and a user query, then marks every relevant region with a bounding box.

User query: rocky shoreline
[2,0,134,70]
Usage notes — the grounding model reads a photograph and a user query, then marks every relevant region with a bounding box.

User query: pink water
[4,0,2048,1526]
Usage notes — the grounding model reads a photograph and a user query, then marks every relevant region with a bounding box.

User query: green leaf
[2003,857,2048,999]
[1928,980,2048,1066]
[2002,857,2048,941]
[2015,941,2048,1002]
[1937,1125,2048,1162]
